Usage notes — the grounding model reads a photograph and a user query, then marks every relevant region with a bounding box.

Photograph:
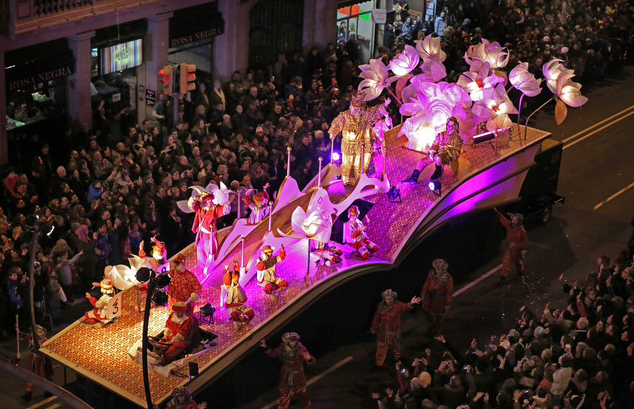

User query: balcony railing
[33,0,93,17]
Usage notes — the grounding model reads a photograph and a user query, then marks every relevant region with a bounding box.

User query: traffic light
[179,63,196,93]
[158,65,173,96]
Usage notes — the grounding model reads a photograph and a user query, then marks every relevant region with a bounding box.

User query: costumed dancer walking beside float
[18,325,54,402]
[167,254,202,313]
[166,386,207,409]
[328,91,389,185]
[244,183,271,224]
[260,332,315,409]
[222,261,254,329]
[420,258,454,339]
[257,244,287,299]
[495,208,527,281]
[191,191,231,274]
[371,289,421,366]
[344,205,378,260]
[403,116,463,183]
[84,278,115,326]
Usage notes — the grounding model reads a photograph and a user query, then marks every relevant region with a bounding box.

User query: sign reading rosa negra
[170,27,224,48]
[7,65,74,91]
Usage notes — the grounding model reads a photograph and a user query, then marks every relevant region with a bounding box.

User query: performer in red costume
[18,325,53,402]
[222,261,254,329]
[84,278,115,325]
[495,208,528,281]
[343,205,378,260]
[191,191,230,274]
[420,258,454,339]
[371,289,421,366]
[257,244,287,298]
[153,301,200,365]
[244,184,270,224]
[166,387,205,409]
[139,235,167,265]
[260,332,315,409]
[167,254,202,313]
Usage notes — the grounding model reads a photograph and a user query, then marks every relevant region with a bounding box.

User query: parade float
[40,35,586,407]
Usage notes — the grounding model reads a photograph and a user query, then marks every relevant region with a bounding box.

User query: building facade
[0,0,397,165]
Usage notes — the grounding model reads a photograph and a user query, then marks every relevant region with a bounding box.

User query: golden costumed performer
[328,91,388,185]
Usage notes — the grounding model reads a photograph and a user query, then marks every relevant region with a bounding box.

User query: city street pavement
[4,68,633,409]
[231,67,634,409]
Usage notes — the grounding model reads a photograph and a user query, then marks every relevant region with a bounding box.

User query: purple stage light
[332,152,341,161]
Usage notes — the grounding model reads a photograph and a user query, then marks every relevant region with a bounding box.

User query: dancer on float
[344,205,378,260]
[191,191,231,274]
[167,254,202,313]
[244,182,270,224]
[328,91,388,185]
[222,261,254,329]
[257,244,287,299]
[149,301,200,366]
[403,116,463,184]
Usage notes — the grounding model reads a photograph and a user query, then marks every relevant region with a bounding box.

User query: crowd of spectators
[371,240,634,409]
[1,0,633,343]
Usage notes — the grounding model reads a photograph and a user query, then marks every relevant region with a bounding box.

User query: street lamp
[135,267,171,408]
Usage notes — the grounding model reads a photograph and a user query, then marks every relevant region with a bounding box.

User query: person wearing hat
[328,90,388,185]
[344,205,378,260]
[403,116,463,184]
[495,208,528,281]
[167,254,202,313]
[166,386,204,409]
[192,190,231,274]
[222,261,254,329]
[260,332,315,409]
[139,234,167,266]
[257,244,287,298]
[153,301,200,365]
[244,183,270,224]
[371,289,421,366]
[421,258,454,339]
[84,278,115,325]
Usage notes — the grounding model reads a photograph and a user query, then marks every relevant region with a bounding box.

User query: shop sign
[170,27,224,48]
[112,47,134,68]
[146,89,156,107]
[372,9,387,24]
[7,64,74,92]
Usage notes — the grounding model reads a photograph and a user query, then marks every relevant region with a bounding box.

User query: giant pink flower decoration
[486,113,513,132]
[415,34,446,62]
[457,61,505,101]
[389,45,420,77]
[509,62,542,97]
[465,39,509,69]
[358,59,395,101]
[400,81,471,127]
[555,71,588,108]
[542,58,574,94]
[418,60,447,83]
[401,113,437,151]
[472,84,518,124]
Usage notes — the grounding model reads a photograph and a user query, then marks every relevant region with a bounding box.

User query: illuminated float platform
[41,125,550,407]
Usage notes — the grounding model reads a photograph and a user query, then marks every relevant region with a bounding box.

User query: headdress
[262,245,274,255]
[93,278,113,290]
[348,205,359,216]
[173,254,186,265]
[200,191,214,202]
[432,258,449,271]
[282,332,300,343]
[252,192,266,205]
[172,301,188,312]
[351,91,365,107]
[381,288,398,299]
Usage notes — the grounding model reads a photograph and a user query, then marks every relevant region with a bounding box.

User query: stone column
[0,51,7,165]
[67,31,95,130]
[313,0,338,48]
[303,0,316,49]
[213,0,238,82]
[144,12,172,122]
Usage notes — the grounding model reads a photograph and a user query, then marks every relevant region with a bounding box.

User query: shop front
[169,2,224,84]
[5,40,74,132]
[90,20,147,142]
[336,0,378,62]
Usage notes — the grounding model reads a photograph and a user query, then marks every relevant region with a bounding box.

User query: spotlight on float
[151,290,168,306]
[154,272,171,288]
[136,267,153,283]
[429,180,442,196]
[332,151,341,162]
